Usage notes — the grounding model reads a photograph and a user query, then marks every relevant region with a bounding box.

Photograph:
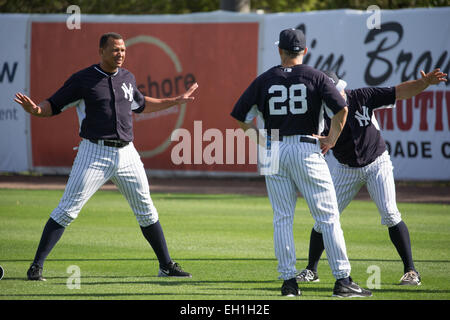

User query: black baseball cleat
[281,278,301,297]
[27,263,46,281]
[158,261,192,278]
[296,269,320,282]
[332,277,372,298]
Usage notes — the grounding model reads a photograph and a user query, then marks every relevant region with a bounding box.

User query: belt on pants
[89,139,130,148]
[278,135,317,144]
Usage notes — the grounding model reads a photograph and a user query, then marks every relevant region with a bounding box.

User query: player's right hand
[14,93,41,115]
[312,134,335,155]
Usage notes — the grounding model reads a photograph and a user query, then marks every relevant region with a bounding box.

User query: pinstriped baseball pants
[50,139,159,227]
[318,151,402,227]
[265,135,351,281]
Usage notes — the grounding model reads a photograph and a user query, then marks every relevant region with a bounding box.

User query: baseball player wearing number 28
[296,69,447,286]
[231,29,372,298]
[14,32,198,281]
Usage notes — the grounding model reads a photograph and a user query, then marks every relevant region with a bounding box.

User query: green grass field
[0,188,449,301]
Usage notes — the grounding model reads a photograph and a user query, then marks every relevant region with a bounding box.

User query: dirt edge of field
[1,174,449,204]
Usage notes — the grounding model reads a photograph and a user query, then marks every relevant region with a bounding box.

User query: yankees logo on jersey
[49,65,145,142]
[354,106,371,126]
[121,82,134,102]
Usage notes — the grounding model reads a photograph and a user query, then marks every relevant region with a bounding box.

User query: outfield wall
[0,8,449,180]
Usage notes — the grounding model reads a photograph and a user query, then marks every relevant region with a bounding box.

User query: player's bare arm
[395,68,447,100]
[236,120,257,134]
[314,107,348,154]
[14,93,52,117]
[143,82,198,113]
[236,120,267,148]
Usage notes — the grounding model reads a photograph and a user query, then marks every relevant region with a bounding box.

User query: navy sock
[140,221,171,267]
[337,277,351,285]
[388,221,415,273]
[306,228,325,272]
[33,218,65,267]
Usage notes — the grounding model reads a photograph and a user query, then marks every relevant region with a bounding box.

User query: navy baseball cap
[276,28,306,52]
[323,70,347,92]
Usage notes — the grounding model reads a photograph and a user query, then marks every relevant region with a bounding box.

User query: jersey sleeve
[230,78,259,123]
[132,81,146,114]
[352,87,396,110]
[47,73,82,115]
[319,75,347,115]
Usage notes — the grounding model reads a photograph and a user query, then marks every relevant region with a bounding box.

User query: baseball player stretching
[14,32,198,281]
[231,29,371,297]
[297,69,447,286]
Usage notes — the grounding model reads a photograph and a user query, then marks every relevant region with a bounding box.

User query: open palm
[14,93,40,115]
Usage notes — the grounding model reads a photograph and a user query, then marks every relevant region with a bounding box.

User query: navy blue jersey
[325,87,396,167]
[48,64,146,142]
[230,64,347,136]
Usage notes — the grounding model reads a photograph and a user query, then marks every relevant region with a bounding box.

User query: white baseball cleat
[296,269,320,282]
[399,270,421,286]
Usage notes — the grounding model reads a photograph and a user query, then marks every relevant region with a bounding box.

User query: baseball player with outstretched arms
[14,32,198,281]
[231,29,372,298]
[296,69,447,286]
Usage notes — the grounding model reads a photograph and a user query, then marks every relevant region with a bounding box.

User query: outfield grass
[0,188,449,300]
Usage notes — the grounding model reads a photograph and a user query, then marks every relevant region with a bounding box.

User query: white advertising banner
[0,8,448,180]
[261,8,450,180]
[0,14,30,172]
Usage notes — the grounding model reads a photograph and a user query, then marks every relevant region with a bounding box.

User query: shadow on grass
[370,287,450,294]
[0,292,243,298]
[1,257,449,263]
[2,285,449,300]
[1,277,278,285]
[2,276,450,300]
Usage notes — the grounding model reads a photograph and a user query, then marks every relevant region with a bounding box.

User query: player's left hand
[420,68,447,85]
[175,82,198,104]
